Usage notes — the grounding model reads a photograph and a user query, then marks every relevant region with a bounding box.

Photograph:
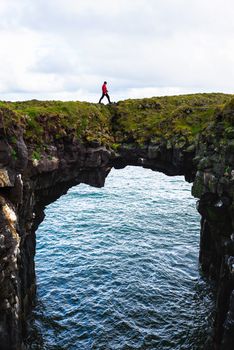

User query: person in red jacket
[99,81,111,104]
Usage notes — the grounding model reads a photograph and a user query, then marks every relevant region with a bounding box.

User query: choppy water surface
[28,166,215,349]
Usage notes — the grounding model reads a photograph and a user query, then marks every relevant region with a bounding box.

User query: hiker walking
[99,81,111,104]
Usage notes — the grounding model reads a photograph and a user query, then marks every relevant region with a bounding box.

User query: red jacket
[102,84,108,94]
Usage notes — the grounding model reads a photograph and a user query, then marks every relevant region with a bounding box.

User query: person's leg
[99,93,105,103]
[105,93,111,103]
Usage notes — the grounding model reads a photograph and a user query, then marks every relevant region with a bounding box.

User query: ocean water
[27,166,215,350]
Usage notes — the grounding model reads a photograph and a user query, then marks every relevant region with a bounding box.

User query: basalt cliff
[0,93,234,349]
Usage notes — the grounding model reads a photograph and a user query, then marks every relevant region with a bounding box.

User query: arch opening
[26,166,215,349]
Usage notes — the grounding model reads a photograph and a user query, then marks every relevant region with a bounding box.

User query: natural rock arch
[0,94,234,349]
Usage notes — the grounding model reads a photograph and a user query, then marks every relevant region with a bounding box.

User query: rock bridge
[0,93,234,349]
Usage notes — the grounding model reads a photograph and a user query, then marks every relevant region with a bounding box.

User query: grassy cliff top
[0,93,233,153]
[0,100,113,146]
[111,93,233,144]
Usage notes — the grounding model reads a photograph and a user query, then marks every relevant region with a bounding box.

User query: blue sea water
[27,166,215,350]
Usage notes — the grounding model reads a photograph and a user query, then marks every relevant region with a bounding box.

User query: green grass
[109,93,233,144]
[0,93,233,159]
[0,100,114,147]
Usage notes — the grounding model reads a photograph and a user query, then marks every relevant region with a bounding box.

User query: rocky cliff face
[0,94,234,349]
[0,138,114,349]
[192,112,234,349]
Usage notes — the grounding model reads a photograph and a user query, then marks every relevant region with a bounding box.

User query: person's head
[104,81,107,84]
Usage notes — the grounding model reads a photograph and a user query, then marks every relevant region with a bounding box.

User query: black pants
[99,93,111,103]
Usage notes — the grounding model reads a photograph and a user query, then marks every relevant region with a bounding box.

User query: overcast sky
[1,0,234,102]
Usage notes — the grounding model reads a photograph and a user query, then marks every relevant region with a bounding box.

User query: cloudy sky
[0,0,234,102]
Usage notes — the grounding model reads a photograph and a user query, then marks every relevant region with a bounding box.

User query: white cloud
[0,0,234,101]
